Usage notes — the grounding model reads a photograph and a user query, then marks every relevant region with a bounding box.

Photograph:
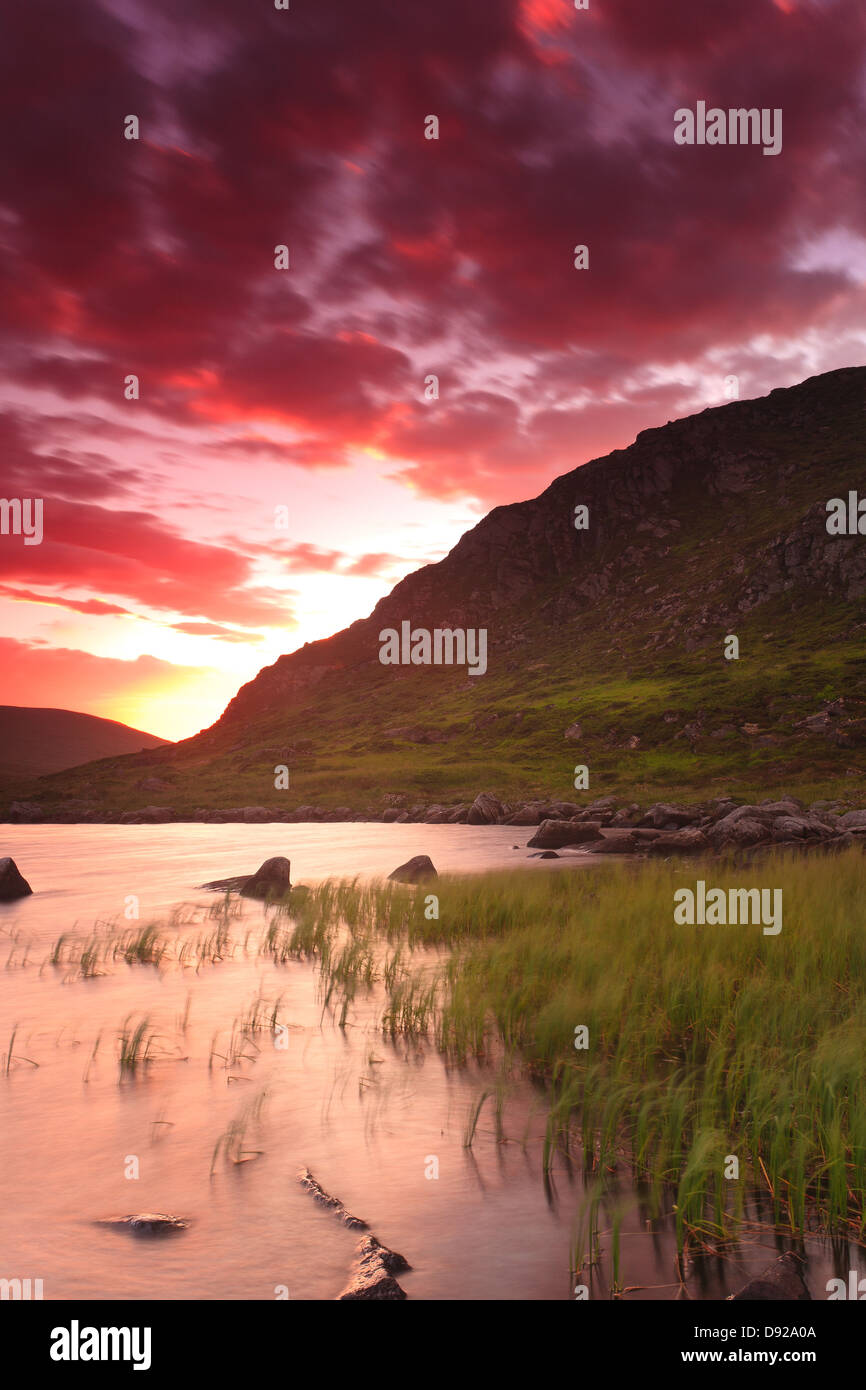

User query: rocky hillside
[5,365,866,822]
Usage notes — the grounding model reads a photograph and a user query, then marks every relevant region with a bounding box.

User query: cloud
[0,490,296,629]
[0,584,133,617]
[1,0,865,644]
[281,543,403,578]
[170,620,265,643]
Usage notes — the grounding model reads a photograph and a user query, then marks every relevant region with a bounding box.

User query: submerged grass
[264,851,866,1247]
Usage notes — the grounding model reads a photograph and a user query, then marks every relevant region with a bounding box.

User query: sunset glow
[2,0,865,739]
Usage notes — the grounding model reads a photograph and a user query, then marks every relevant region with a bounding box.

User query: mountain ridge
[216,363,866,721]
[4,364,866,818]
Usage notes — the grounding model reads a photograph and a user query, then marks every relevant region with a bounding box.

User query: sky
[1,0,865,740]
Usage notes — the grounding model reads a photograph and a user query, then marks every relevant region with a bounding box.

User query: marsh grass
[35,851,866,1249]
[118,1014,157,1074]
[210,1090,268,1175]
[265,853,866,1247]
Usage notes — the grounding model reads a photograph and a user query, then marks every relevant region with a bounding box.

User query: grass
[118,1014,157,1075]
[264,852,866,1249]
[209,1090,268,1175]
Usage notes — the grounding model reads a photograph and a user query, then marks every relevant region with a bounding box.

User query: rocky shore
[5,789,866,857]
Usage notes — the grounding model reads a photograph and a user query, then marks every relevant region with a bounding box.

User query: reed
[275,852,866,1246]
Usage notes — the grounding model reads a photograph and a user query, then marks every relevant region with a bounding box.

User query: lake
[0,823,852,1300]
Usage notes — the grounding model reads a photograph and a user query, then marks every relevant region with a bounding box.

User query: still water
[0,824,852,1300]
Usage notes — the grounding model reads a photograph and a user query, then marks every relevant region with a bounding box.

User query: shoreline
[4,790,866,860]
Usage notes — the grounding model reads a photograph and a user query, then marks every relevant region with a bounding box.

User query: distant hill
[5,365,866,816]
[0,707,169,776]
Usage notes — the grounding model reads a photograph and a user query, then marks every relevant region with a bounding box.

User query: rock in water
[201,856,291,898]
[526,819,603,849]
[298,1169,369,1229]
[387,855,438,884]
[467,792,504,824]
[97,1213,188,1235]
[0,857,33,901]
[241,856,291,899]
[338,1235,411,1300]
[728,1252,810,1301]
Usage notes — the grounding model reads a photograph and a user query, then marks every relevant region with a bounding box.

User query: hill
[4,365,866,821]
[0,706,169,778]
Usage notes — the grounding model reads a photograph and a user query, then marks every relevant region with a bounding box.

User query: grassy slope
[11,590,864,816]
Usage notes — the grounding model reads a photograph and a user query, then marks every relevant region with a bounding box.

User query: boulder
[564,722,582,742]
[771,815,833,841]
[338,1235,411,1301]
[97,1213,188,1235]
[837,809,866,830]
[610,804,640,826]
[505,806,542,825]
[242,806,272,823]
[639,802,696,829]
[579,832,638,854]
[298,1169,368,1230]
[0,857,33,901]
[646,828,709,856]
[528,850,560,859]
[467,792,504,824]
[728,1252,810,1301]
[242,856,291,898]
[708,814,770,851]
[388,855,438,884]
[527,819,603,849]
[201,856,291,898]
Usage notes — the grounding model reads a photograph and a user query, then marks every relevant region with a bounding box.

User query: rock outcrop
[201,856,291,898]
[388,855,438,884]
[338,1235,411,1301]
[0,857,32,901]
[96,1213,188,1235]
[526,819,603,849]
[298,1169,368,1229]
[298,1170,411,1298]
